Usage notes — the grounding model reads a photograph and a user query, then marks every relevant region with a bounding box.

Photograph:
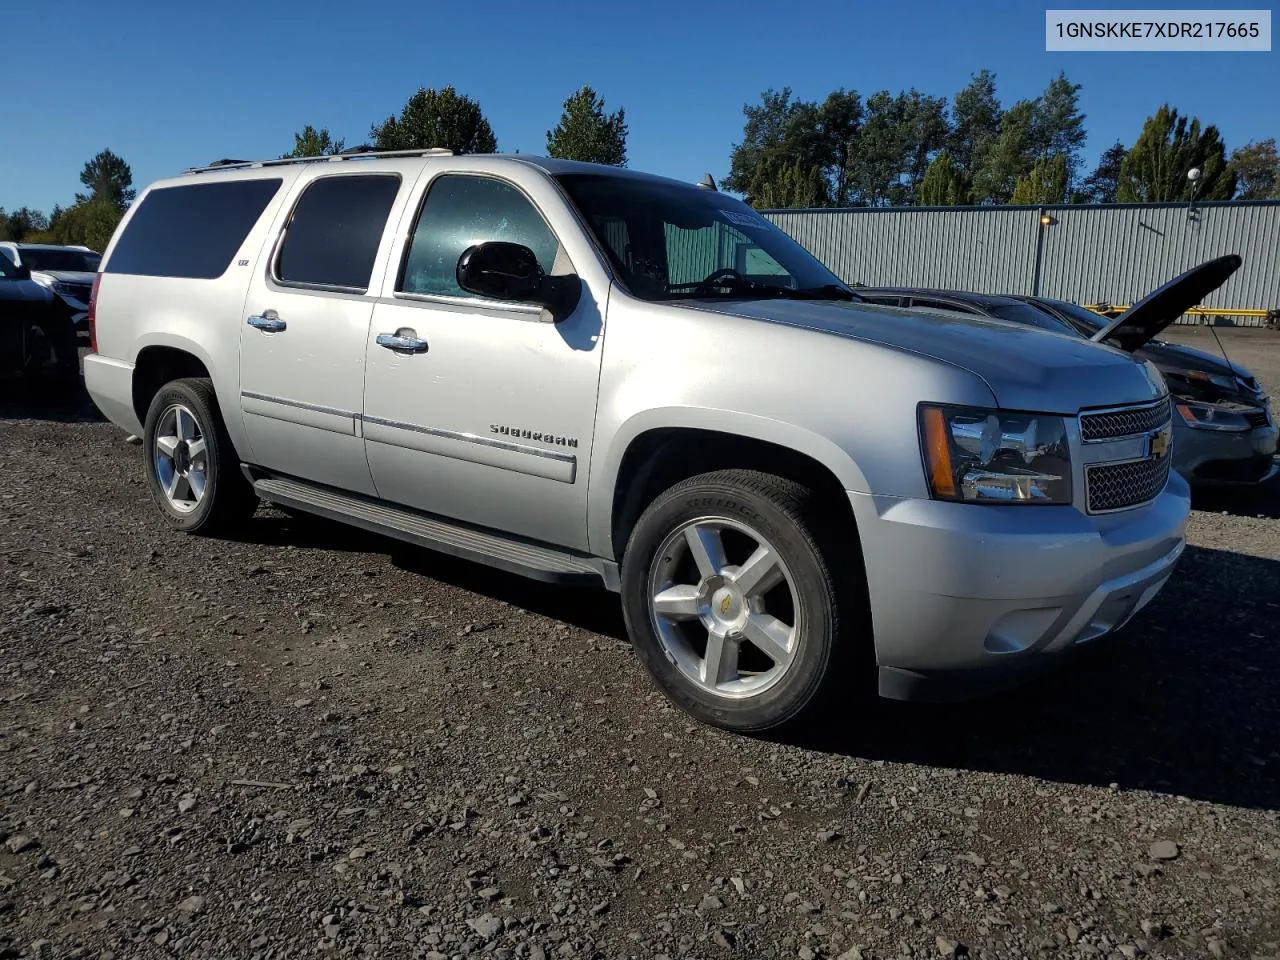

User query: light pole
[1187,166,1203,222]
[1031,209,1058,296]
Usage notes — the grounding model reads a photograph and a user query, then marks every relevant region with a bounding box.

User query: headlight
[1182,370,1240,392]
[919,404,1073,504]
[51,281,72,295]
[1175,401,1252,431]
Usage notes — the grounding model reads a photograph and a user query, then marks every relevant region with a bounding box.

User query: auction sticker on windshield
[720,210,772,231]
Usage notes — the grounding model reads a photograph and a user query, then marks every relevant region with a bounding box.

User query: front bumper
[849,474,1190,702]
[1174,414,1279,485]
[57,295,90,331]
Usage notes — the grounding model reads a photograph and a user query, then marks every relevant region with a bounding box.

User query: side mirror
[456,241,581,321]
[14,264,31,280]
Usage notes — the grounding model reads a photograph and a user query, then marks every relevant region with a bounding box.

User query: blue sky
[2,0,1276,213]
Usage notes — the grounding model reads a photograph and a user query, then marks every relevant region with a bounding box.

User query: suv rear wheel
[620,469,864,732]
[142,378,257,534]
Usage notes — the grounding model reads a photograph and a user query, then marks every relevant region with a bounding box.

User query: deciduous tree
[919,152,973,205]
[0,207,49,242]
[1077,141,1127,203]
[1228,138,1280,199]
[1011,154,1069,204]
[285,125,346,158]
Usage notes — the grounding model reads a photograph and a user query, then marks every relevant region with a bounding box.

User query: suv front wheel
[620,469,863,732]
[142,378,256,534]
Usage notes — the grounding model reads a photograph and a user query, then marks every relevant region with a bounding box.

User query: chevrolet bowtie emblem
[1150,427,1170,459]
[719,595,733,617]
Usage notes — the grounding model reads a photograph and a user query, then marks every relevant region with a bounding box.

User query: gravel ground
[1,331,1278,960]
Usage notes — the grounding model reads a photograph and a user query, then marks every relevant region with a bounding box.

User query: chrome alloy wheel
[152,404,208,513]
[647,517,801,699]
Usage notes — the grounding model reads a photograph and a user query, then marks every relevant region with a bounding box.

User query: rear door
[239,170,409,496]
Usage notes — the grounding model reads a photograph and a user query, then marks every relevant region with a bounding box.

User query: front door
[239,171,406,496]
[362,169,606,550]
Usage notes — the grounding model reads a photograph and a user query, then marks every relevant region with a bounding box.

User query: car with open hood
[857,258,1277,487]
[82,150,1189,732]
[0,252,81,389]
[0,242,102,334]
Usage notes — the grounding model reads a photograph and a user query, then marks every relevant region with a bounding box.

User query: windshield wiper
[781,284,860,302]
[688,279,861,302]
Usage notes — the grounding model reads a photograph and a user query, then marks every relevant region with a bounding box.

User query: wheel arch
[594,408,869,565]
[131,338,216,426]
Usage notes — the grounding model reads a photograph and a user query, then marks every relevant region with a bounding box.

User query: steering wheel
[695,267,744,294]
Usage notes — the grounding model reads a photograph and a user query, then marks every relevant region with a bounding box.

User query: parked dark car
[857,262,1277,486]
[0,254,80,390]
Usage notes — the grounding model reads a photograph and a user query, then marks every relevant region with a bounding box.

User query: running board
[246,470,618,590]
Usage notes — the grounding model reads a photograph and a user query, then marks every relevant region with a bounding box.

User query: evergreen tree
[546,86,628,166]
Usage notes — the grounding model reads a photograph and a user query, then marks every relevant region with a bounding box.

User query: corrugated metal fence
[763,200,1280,325]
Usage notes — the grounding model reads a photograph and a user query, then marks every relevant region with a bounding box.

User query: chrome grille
[1079,398,1171,442]
[1087,457,1171,512]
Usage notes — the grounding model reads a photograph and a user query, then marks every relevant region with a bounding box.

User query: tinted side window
[398,175,560,299]
[276,175,401,292]
[105,178,282,279]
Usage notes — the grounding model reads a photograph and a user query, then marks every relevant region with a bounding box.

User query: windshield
[1032,298,1107,335]
[18,248,101,272]
[987,301,1082,337]
[553,173,849,302]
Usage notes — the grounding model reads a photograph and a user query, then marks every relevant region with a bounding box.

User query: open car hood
[1090,254,1242,352]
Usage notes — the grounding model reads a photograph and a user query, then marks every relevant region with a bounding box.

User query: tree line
[724,71,1279,208]
[4,77,1277,253]
[0,149,135,250]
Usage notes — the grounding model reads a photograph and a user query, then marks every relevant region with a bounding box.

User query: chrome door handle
[376,331,428,353]
[247,314,286,332]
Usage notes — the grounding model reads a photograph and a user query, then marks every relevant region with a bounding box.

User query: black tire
[620,469,868,733]
[21,311,79,398]
[44,313,81,392]
[142,378,257,535]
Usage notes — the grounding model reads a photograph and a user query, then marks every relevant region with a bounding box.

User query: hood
[1138,341,1268,404]
[32,269,97,285]
[681,298,1165,415]
[1090,254,1242,352]
[0,278,55,304]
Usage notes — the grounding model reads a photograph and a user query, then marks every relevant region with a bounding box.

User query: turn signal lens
[921,406,957,498]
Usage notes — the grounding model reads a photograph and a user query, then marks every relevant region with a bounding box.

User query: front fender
[586,405,873,560]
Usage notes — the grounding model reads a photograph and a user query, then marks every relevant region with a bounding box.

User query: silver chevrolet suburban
[83,149,1191,732]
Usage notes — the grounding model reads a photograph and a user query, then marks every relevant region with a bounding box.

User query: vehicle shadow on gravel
[228,509,631,638]
[1191,477,1280,520]
[789,544,1280,812]
[391,547,629,639]
[0,379,104,424]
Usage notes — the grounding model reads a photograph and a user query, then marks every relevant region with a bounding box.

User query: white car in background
[0,242,101,335]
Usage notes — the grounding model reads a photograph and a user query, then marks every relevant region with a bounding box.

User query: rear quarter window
[275,174,401,292]
[105,178,283,279]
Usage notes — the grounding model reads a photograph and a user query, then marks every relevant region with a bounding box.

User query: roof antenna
[697,173,718,191]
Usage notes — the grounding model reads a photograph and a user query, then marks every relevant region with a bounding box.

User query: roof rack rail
[181,147,456,175]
